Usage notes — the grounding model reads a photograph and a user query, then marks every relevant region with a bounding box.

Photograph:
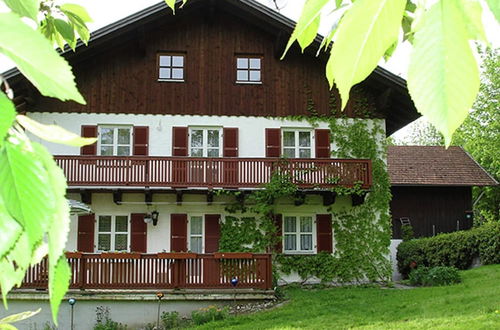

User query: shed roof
[387,146,498,186]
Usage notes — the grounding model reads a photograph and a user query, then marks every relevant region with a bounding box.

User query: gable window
[282,129,312,158]
[236,56,261,83]
[189,127,221,157]
[189,215,204,253]
[98,126,132,156]
[96,215,129,252]
[283,215,315,254]
[158,54,184,82]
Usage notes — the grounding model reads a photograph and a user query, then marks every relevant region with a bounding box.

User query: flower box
[214,252,253,259]
[157,252,198,259]
[100,252,141,259]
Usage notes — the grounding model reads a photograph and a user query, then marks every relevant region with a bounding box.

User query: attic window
[236,56,262,84]
[158,54,184,82]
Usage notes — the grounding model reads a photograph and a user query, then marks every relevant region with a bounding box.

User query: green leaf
[485,0,500,23]
[165,0,176,12]
[0,13,85,104]
[0,93,16,146]
[326,0,406,109]
[54,19,76,50]
[62,11,90,45]
[17,115,97,147]
[281,0,329,57]
[383,41,398,61]
[407,0,480,146]
[0,323,18,330]
[0,196,22,260]
[0,309,40,325]
[48,257,70,324]
[3,0,39,21]
[0,259,25,308]
[59,3,92,22]
[456,0,487,42]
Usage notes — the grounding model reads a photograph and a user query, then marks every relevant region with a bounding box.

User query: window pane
[300,234,313,251]
[100,127,114,144]
[207,130,219,147]
[284,217,296,232]
[237,70,248,81]
[100,146,113,156]
[191,130,203,148]
[300,217,313,232]
[299,132,310,147]
[115,216,128,232]
[207,148,219,157]
[249,70,261,82]
[159,68,171,79]
[172,68,183,80]
[159,55,171,67]
[190,216,203,235]
[190,237,202,253]
[172,55,184,67]
[190,148,203,157]
[299,149,311,158]
[99,216,112,232]
[98,234,111,251]
[284,234,296,251]
[283,131,295,147]
[115,234,128,251]
[237,58,248,69]
[117,128,130,144]
[283,148,295,158]
[249,58,260,69]
[117,146,130,156]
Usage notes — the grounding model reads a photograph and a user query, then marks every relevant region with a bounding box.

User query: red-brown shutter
[172,127,188,156]
[170,214,187,252]
[223,128,238,157]
[273,214,283,253]
[316,214,333,253]
[266,128,281,157]
[77,214,95,252]
[315,129,330,158]
[130,213,147,253]
[133,126,149,156]
[205,214,221,253]
[80,125,97,155]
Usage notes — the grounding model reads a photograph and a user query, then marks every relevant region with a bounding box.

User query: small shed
[387,146,498,238]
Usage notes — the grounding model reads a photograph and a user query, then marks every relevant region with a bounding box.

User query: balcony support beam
[351,192,367,206]
[322,192,337,206]
[206,191,214,205]
[176,190,183,205]
[80,190,92,205]
[145,189,153,206]
[113,190,122,205]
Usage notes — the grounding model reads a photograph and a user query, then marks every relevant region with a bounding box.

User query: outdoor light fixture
[151,210,159,226]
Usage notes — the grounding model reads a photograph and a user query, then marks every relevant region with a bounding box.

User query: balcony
[55,156,372,189]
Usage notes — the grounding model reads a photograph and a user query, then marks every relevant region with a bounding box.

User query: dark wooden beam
[80,190,91,205]
[294,191,306,206]
[207,191,214,205]
[274,30,288,60]
[176,190,183,205]
[145,189,153,206]
[113,190,122,205]
[322,192,337,206]
[351,193,367,206]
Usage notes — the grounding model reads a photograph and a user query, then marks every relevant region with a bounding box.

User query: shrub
[408,266,429,286]
[401,224,414,241]
[161,311,180,329]
[409,266,461,286]
[191,305,228,325]
[94,306,127,330]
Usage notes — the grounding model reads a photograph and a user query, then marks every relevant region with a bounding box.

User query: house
[3,0,419,327]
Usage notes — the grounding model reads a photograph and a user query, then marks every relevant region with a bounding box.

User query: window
[282,130,312,158]
[97,215,129,252]
[189,127,221,157]
[158,54,185,81]
[236,56,261,83]
[283,215,315,254]
[98,126,132,156]
[189,216,203,253]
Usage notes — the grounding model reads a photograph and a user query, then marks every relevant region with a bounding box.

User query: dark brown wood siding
[390,186,473,239]
[130,213,147,252]
[31,10,381,119]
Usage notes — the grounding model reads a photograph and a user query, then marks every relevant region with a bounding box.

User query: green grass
[193,265,500,329]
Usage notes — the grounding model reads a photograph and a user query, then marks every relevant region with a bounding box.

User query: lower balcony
[55,156,372,189]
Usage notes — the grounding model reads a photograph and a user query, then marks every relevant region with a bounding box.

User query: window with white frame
[97,215,129,251]
[189,216,203,253]
[282,130,313,158]
[236,56,261,83]
[98,126,132,156]
[158,54,185,81]
[189,127,222,157]
[283,215,315,253]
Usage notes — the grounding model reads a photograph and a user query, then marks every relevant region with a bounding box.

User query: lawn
[193,265,500,329]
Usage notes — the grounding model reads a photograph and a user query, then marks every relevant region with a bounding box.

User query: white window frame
[189,127,222,157]
[188,214,205,253]
[95,215,130,252]
[236,56,262,84]
[281,129,314,158]
[282,214,316,254]
[158,54,185,82]
[97,125,132,156]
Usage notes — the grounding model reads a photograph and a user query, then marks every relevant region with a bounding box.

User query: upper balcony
[55,156,372,190]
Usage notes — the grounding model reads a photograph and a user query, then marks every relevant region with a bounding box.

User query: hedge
[397,222,500,278]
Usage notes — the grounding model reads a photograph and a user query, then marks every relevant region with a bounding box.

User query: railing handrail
[54,155,371,162]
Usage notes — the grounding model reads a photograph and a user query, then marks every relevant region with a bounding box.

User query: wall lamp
[144,211,160,226]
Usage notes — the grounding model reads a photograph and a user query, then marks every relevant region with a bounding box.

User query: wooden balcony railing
[55,156,372,189]
[21,253,273,290]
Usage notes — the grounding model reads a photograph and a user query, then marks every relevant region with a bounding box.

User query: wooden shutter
[273,214,283,253]
[223,128,238,157]
[172,127,188,156]
[133,126,149,156]
[77,214,95,252]
[130,213,147,253]
[315,129,330,158]
[80,125,97,155]
[265,128,281,157]
[170,214,187,252]
[205,214,221,253]
[316,214,333,253]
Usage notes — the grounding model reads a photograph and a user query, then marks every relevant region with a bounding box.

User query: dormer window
[236,56,262,84]
[158,54,185,82]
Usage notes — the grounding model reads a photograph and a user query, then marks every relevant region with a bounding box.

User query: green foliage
[408,266,429,286]
[161,311,180,329]
[219,216,267,252]
[3,0,39,21]
[401,224,414,241]
[276,253,341,283]
[191,306,228,326]
[0,309,41,329]
[409,266,461,286]
[94,306,127,330]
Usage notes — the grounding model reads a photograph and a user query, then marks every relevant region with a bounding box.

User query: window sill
[157,79,185,83]
[282,251,316,256]
[235,81,262,85]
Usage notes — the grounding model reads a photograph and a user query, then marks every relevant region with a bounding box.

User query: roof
[2,0,419,135]
[387,146,498,186]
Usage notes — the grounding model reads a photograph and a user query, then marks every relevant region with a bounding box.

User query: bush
[161,311,180,329]
[409,266,461,286]
[408,266,429,286]
[397,222,500,278]
[191,305,228,325]
[94,306,127,330]
[401,224,414,241]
